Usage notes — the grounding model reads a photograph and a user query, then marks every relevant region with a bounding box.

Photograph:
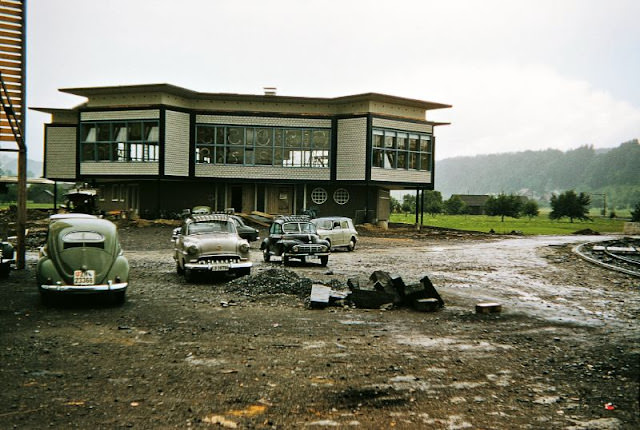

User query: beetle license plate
[210,264,229,272]
[74,270,95,285]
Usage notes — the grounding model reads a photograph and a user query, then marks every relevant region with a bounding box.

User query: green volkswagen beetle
[37,215,129,305]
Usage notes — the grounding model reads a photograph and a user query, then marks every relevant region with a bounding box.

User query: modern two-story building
[33,84,450,223]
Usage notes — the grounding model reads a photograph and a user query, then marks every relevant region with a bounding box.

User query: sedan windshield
[188,221,235,235]
[283,222,317,234]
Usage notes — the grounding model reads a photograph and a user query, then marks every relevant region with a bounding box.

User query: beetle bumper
[40,281,128,293]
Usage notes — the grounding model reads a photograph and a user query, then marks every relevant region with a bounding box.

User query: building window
[310,187,328,205]
[372,128,432,171]
[80,120,159,162]
[195,124,330,168]
[333,188,349,205]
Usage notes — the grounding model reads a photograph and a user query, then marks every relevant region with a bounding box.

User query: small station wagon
[36,216,130,304]
[311,217,358,251]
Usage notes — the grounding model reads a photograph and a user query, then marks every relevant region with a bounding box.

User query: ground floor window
[372,128,432,171]
[196,125,331,168]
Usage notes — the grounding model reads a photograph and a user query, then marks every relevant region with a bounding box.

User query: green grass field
[0,202,55,210]
[390,210,627,235]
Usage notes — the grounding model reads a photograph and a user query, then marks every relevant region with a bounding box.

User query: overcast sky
[25,0,640,162]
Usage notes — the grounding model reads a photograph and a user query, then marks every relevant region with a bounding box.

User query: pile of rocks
[224,268,313,297]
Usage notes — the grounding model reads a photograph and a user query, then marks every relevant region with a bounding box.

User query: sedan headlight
[187,245,199,255]
[239,243,250,253]
[292,245,299,252]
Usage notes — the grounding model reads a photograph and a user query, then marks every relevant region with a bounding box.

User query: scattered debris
[311,270,445,311]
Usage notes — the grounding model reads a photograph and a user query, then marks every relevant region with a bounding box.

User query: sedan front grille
[296,244,324,253]
[197,256,240,265]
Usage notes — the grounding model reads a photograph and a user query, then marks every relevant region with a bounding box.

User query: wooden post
[16,148,26,269]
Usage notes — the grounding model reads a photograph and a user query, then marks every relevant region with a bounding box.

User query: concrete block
[475,302,502,314]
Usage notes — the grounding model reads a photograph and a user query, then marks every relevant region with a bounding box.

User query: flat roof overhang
[57,83,452,111]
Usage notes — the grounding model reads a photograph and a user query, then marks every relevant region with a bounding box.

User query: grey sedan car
[173,214,252,281]
[311,217,358,251]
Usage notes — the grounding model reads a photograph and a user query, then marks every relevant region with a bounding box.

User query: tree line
[392,190,627,223]
[436,139,640,209]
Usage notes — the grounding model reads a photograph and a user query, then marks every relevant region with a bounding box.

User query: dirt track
[0,222,638,429]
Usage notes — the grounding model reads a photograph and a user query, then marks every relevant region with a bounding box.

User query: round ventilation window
[333,188,350,205]
[310,187,328,205]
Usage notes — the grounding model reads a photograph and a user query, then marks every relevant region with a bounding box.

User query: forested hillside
[436,139,640,209]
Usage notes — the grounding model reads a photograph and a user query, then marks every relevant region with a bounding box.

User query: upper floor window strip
[80,120,160,162]
[372,128,432,171]
[195,124,331,168]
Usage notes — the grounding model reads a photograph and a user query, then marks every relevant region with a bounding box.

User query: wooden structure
[0,0,26,268]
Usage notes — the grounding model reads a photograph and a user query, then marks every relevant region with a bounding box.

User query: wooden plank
[0,44,21,54]
[0,14,22,25]
[0,7,23,17]
[0,30,22,40]
[0,51,20,61]
[251,210,275,220]
[0,36,22,46]
[0,70,21,81]
[0,82,21,91]
[0,60,21,69]
[0,134,20,142]
[0,22,21,32]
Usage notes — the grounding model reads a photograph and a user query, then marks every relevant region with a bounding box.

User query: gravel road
[0,222,638,429]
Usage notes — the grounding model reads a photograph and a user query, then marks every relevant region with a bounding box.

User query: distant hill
[0,155,43,178]
[435,139,640,209]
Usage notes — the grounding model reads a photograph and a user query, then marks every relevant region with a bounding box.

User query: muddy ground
[0,219,638,429]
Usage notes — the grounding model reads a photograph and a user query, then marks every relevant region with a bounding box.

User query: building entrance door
[231,186,243,213]
[267,186,293,215]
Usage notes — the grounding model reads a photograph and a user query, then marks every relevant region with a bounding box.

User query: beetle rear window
[62,231,105,249]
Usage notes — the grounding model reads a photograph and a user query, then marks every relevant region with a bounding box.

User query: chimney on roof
[263,86,277,96]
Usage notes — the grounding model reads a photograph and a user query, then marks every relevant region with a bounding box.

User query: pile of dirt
[573,228,600,235]
[224,267,313,297]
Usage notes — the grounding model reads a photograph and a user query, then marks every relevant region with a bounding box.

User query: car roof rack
[277,215,311,222]
[189,214,231,223]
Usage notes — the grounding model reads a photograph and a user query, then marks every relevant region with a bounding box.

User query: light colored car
[173,214,252,281]
[311,217,358,251]
[36,216,129,305]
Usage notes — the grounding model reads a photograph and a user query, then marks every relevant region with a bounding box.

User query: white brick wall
[336,117,367,180]
[195,164,329,180]
[164,110,190,176]
[196,114,331,128]
[80,162,159,175]
[81,110,160,121]
[45,127,77,179]
[372,118,433,134]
